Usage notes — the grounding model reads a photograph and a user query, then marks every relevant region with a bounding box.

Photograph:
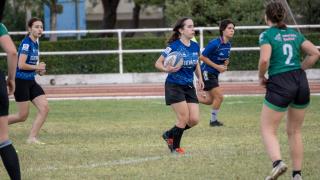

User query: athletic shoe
[209,120,223,127]
[265,161,288,180]
[162,131,173,152]
[292,174,302,180]
[173,148,185,155]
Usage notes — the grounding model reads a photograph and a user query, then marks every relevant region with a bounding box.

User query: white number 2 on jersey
[283,44,294,65]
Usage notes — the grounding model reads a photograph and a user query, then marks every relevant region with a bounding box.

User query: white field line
[27,154,191,172]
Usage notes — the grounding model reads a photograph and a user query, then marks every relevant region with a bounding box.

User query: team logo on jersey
[22,44,29,51]
[259,32,265,43]
[274,33,282,42]
[163,47,172,55]
[219,52,224,56]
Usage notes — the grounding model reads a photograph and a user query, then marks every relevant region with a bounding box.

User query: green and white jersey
[0,23,8,36]
[259,27,305,76]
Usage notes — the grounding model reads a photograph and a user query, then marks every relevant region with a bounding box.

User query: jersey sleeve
[19,41,31,55]
[297,33,306,46]
[259,31,270,46]
[0,23,9,36]
[202,40,218,57]
[161,43,176,58]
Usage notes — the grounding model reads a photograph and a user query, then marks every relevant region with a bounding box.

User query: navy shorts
[14,78,45,102]
[264,69,310,112]
[165,82,198,105]
[202,71,219,91]
[0,71,9,116]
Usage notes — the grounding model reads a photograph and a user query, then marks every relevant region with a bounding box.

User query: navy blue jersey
[16,36,39,80]
[201,37,231,76]
[161,39,200,85]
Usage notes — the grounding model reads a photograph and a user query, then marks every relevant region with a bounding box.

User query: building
[85,0,164,29]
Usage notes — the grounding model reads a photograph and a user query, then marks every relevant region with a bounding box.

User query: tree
[0,0,5,22]
[125,0,164,37]
[165,0,265,27]
[287,0,320,25]
[42,0,63,41]
[101,0,120,37]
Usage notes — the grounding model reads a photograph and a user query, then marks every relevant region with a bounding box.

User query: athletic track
[42,81,320,99]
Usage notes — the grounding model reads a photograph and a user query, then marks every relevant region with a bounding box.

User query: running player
[0,22,21,180]
[8,17,49,145]
[197,19,235,127]
[155,17,204,154]
[259,2,320,180]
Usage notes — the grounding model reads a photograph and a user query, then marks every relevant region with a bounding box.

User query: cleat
[265,161,288,180]
[292,174,302,180]
[162,131,173,152]
[173,148,185,155]
[209,120,223,127]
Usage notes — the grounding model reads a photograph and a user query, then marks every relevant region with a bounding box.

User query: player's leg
[170,101,189,153]
[286,69,310,179]
[286,107,305,177]
[0,117,21,180]
[8,78,32,124]
[261,104,288,180]
[29,94,49,144]
[209,86,224,126]
[197,90,212,105]
[8,101,30,124]
[186,103,199,127]
[0,72,21,180]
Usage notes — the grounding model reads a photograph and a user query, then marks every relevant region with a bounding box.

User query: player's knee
[41,104,50,115]
[216,94,224,103]
[188,117,200,126]
[286,127,301,136]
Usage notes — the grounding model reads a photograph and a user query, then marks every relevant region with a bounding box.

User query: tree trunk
[125,3,141,37]
[0,0,5,22]
[25,1,32,29]
[50,0,58,41]
[101,0,120,37]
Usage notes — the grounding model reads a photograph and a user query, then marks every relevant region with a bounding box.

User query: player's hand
[224,59,230,66]
[197,79,204,90]
[37,69,46,76]
[259,76,268,88]
[7,79,15,95]
[37,62,46,70]
[165,65,180,73]
[216,65,227,73]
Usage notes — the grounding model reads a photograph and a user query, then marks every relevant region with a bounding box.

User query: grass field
[1,96,320,180]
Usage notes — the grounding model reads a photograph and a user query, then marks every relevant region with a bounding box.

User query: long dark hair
[167,17,191,44]
[219,19,235,36]
[265,2,287,29]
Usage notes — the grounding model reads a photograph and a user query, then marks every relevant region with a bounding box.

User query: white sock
[211,109,219,122]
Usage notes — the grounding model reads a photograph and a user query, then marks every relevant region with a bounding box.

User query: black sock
[0,140,21,180]
[166,125,177,138]
[292,170,301,177]
[184,125,191,130]
[172,126,184,149]
[272,160,282,168]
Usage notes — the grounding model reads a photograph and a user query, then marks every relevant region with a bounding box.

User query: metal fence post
[118,30,123,74]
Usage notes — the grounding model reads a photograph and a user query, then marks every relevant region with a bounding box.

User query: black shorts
[264,69,310,112]
[165,82,198,105]
[0,71,9,116]
[14,78,45,102]
[202,71,219,91]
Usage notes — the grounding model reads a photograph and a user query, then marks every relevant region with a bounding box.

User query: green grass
[1,96,320,179]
